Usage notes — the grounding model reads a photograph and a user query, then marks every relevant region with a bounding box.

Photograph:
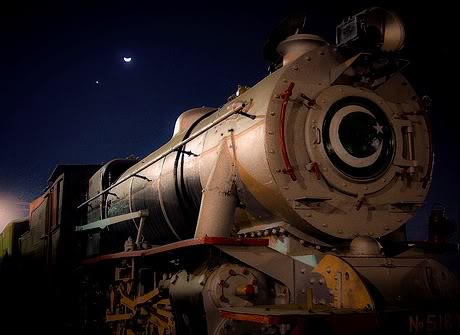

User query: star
[373,122,383,134]
[95,80,99,84]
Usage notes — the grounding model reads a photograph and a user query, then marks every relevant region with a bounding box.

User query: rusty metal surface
[313,254,374,310]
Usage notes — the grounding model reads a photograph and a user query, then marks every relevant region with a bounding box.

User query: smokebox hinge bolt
[306,162,321,180]
[300,93,317,107]
[355,194,365,211]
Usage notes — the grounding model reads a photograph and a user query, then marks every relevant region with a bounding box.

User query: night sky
[1,1,457,240]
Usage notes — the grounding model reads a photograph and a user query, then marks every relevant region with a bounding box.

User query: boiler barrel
[105,108,215,244]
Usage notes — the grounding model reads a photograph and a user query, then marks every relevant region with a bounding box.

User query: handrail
[279,82,297,181]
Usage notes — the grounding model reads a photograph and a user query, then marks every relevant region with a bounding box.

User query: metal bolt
[274,94,280,99]
[369,232,374,236]
[268,130,274,135]
[305,56,311,61]
[315,245,321,250]
[283,79,288,83]
[334,274,338,280]
[300,239,305,245]
[306,213,312,217]
[309,278,316,284]
[364,186,368,190]
[322,223,327,228]
[275,168,281,172]
[326,267,331,274]
[384,226,390,230]
[319,278,324,285]
[301,289,306,294]
[301,268,306,274]
[269,149,275,153]
[270,111,276,116]
[283,186,289,190]
[293,65,299,70]
[338,230,343,234]
[329,289,334,295]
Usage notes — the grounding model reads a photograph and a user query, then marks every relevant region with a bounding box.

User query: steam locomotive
[1,7,459,335]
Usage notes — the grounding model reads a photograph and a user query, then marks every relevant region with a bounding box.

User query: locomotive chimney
[277,34,328,66]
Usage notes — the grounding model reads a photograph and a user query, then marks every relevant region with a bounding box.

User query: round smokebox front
[322,96,395,180]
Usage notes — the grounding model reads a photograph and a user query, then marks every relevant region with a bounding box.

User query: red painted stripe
[219,310,282,324]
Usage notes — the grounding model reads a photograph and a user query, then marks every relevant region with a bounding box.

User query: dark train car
[19,165,100,273]
[1,165,100,334]
[0,217,29,273]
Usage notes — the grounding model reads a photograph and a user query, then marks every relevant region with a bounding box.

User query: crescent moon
[123,57,132,63]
